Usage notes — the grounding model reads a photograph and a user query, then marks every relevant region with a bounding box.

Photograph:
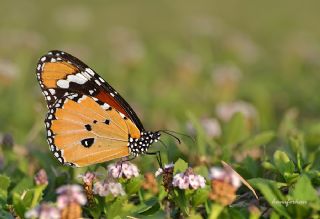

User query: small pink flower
[173,173,189,189]
[186,118,221,138]
[78,172,96,185]
[189,174,206,189]
[209,167,241,189]
[93,181,108,196]
[34,169,48,185]
[56,185,87,209]
[211,64,242,86]
[155,163,174,177]
[216,101,257,122]
[93,181,125,197]
[25,203,60,219]
[172,168,206,190]
[108,182,126,196]
[108,161,139,179]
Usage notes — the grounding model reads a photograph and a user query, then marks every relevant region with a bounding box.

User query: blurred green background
[1,0,320,156]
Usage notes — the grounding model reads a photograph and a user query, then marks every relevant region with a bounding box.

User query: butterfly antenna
[159,130,181,144]
[160,129,195,144]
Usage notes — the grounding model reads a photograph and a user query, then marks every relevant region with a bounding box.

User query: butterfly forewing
[37,50,144,131]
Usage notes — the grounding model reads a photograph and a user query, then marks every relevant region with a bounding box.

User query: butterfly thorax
[128,131,160,156]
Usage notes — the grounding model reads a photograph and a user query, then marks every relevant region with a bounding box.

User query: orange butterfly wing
[46,94,140,167]
[37,51,143,167]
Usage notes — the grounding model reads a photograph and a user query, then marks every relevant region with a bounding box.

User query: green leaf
[12,193,27,218]
[273,150,295,180]
[11,186,46,217]
[0,175,10,206]
[0,209,14,219]
[138,199,160,216]
[240,157,260,178]
[0,175,10,190]
[31,185,47,208]
[208,203,224,219]
[10,177,33,195]
[223,112,249,145]
[292,175,318,202]
[85,201,102,219]
[191,188,209,206]
[174,158,188,174]
[248,178,287,188]
[278,108,298,137]
[270,210,280,219]
[173,189,189,216]
[243,131,275,148]
[105,197,125,218]
[228,208,246,219]
[186,112,207,155]
[253,180,290,218]
[262,161,276,171]
[125,177,142,195]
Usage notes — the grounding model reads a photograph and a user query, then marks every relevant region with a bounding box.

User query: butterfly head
[128,131,161,156]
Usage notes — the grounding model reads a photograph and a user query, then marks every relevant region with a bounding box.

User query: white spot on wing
[99,77,105,82]
[77,95,86,103]
[66,74,88,85]
[75,73,88,82]
[95,79,101,86]
[57,79,70,88]
[101,103,110,110]
[82,71,91,79]
[85,68,95,76]
[49,89,56,95]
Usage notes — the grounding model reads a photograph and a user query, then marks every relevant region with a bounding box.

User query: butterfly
[36,50,161,167]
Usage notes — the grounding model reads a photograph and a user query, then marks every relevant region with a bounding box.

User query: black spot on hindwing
[85,124,92,131]
[81,138,94,147]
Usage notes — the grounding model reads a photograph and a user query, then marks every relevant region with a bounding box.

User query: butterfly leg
[116,156,136,178]
[146,151,163,169]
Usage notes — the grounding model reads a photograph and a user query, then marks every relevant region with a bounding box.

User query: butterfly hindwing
[45,93,141,167]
